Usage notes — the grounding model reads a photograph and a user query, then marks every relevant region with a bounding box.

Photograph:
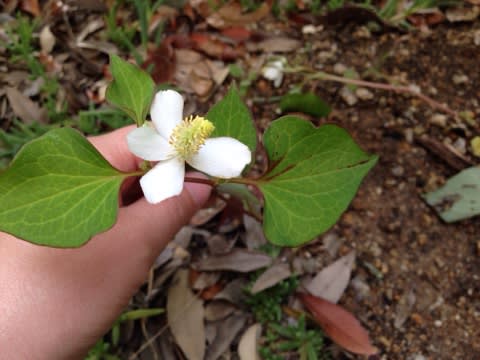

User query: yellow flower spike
[169,115,215,160]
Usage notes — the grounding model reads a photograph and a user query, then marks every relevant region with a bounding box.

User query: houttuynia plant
[0,55,377,248]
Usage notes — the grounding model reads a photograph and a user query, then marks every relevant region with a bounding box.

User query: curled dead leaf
[303,251,355,304]
[238,323,262,360]
[193,249,272,272]
[298,293,377,356]
[167,270,205,360]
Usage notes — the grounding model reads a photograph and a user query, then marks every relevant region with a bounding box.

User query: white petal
[150,90,184,139]
[140,157,185,204]
[126,126,173,161]
[187,137,251,178]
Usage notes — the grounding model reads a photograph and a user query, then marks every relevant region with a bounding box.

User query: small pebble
[474,30,480,46]
[339,86,358,106]
[391,165,404,177]
[453,137,467,154]
[452,74,469,85]
[429,113,448,128]
[434,320,443,327]
[355,87,374,100]
[333,63,347,75]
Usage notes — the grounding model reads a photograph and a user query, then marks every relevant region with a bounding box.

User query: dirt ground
[284,22,480,360]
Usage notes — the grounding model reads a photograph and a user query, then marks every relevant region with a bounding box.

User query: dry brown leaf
[207,1,270,29]
[446,6,479,22]
[238,323,262,360]
[39,26,55,54]
[242,214,267,250]
[20,0,41,17]
[303,251,355,304]
[251,263,291,294]
[167,269,205,360]
[213,278,249,305]
[206,314,247,360]
[299,293,377,356]
[247,37,301,53]
[6,87,48,124]
[193,249,273,272]
[206,234,236,255]
[204,300,237,321]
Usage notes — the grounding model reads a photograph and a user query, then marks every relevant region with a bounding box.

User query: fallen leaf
[6,87,48,124]
[20,0,40,16]
[207,1,270,29]
[193,249,273,272]
[167,269,205,360]
[39,26,55,54]
[303,251,355,304]
[143,42,176,84]
[204,300,237,321]
[298,293,377,356]
[213,278,250,305]
[394,288,416,329]
[238,323,262,360]
[446,6,480,22]
[251,263,292,294]
[247,37,301,53]
[206,314,247,360]
[242,214,267,250]
[423,166,480,222]
[470,136,480,157]
[206,234,236,255]
[191,32,241,60]
[221,26,252,42]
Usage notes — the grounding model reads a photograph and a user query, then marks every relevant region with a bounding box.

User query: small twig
[286,67,459,119]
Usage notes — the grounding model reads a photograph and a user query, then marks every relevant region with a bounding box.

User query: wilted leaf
[247,37,301,53]
[193,249,272,272]
[242,214,267,250]
[279,92,331,117]
[207,2,270,29]
[143,41,175,84]
[238,323,262,360]
[167,269,205,360]
[6,87,48,124]
[298,293,377,355]
[251,263,292,294]
[206,314,247,360]
[423,166,480,222]
[304,251,355,303]
[259,116,377,246]
[20,0,41,16]
[39,25,55,54]
[446,6,479,22]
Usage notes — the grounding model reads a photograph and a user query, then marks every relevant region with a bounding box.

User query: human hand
[0,126,211,359]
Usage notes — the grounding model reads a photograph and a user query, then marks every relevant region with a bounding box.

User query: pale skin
[0,126,211,359]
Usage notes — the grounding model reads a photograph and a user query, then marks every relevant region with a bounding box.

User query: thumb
[105,175,211,266]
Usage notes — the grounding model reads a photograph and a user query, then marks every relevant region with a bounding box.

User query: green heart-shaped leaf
[106,54,155,126]
[0,128,127,247]
[259,116,377,246]
[207,86,257,154]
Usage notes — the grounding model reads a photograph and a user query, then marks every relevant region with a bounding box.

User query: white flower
[127,90,252,204]
[261,58,285,88]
